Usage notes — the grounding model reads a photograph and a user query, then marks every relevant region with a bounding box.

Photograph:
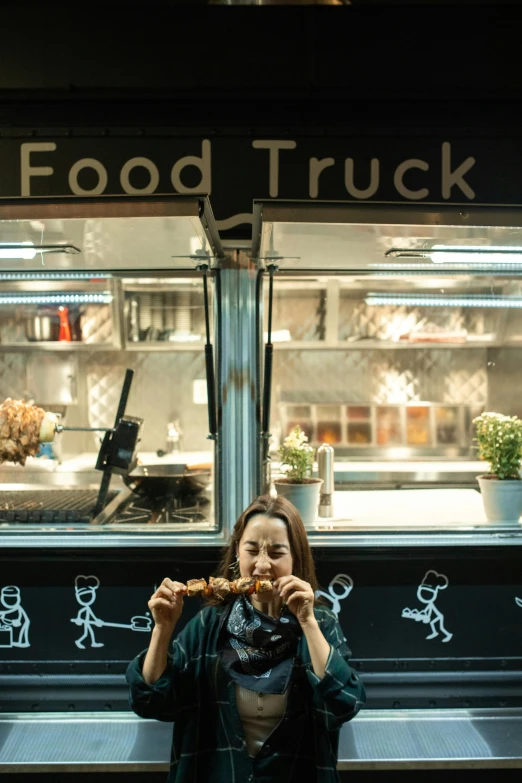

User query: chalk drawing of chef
[71,575,105,649]
[0,585,30,648]
[515,597,522,609]
[402,570,453,643]
[316,573,354,617]
[71,574,152,649]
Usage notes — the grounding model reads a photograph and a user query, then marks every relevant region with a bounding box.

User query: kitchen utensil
[129,297,140,342]
[151,293,164,330]
[138,293,152,331]
[164,292,176,329]
[124,463,211,500]
[25,310,60,342]
[144,326,160,341]
[98,615,152,632]
[58,306,72,342]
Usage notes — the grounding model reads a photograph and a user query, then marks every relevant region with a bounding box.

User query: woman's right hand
[148,578,187,632]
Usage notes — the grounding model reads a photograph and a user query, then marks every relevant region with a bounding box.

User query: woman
[126,495,365,782]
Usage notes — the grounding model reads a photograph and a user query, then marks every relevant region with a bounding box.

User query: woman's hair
[207,494,319,606]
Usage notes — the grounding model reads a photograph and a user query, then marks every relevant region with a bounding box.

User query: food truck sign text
[20,139,475,201]
[0,135,509,230]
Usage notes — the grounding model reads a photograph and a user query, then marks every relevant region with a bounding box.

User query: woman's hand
[274,575,315,627]
[148,578,187,632]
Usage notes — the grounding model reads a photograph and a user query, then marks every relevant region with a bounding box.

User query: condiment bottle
[317,443,334,517]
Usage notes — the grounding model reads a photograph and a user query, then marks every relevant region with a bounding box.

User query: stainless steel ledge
[1,529,522,548]
[338,707,522,770]
[0,708,521,772]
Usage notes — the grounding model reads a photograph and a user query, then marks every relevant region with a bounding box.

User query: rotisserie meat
[0,399,46,466]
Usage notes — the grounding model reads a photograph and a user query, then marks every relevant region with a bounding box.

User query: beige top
[235,685,288,757]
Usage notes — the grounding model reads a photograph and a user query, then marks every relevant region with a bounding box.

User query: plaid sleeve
[125,612,203,722]
[305,609,366,731]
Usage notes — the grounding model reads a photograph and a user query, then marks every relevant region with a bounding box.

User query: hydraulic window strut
[261,263,277,493]
[199,264,217,441]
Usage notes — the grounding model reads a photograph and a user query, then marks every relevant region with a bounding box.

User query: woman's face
[237,514,293,582]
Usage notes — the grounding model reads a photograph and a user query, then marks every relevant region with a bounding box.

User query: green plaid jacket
[126,603,365,783]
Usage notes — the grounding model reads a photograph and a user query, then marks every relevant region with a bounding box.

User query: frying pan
[124,463,211,500]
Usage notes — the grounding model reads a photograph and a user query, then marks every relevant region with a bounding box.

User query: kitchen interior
[1,201,522,536]
[0,200,217,535]
[257,203,522,532]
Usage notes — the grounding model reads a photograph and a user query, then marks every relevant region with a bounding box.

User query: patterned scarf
[217,595,301,694]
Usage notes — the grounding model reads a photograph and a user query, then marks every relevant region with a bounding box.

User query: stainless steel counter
[1,708,521,772]
[0,458,521,547]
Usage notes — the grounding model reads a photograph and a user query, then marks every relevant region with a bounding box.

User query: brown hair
[207,494,319,606]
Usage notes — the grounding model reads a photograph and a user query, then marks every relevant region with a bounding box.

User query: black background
[1,546,521,670]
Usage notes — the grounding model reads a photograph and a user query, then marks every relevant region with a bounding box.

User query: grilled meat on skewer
[184,577,274,600]
[209,576,232,600]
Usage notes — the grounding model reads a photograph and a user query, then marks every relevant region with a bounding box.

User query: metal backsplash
[0,351,210,457]
[86,351,209,453]
[339,300,494,342]
[273,349,488,405]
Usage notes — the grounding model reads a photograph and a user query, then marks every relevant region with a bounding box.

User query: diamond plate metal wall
[267,288,326,341]
[273,349,487,406]
[86,351,209,452]
[80,305,113,344]
[485,348,522,420]
[0,353,26,400]
[0,311,27,344]
[339,300,494,342]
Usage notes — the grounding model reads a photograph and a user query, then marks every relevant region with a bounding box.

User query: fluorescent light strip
[0,293,113,305]
[365,294,522,308]
[431,245,522,264]
[385,246,522,264]
[0,272,110,281]
[372,262,522,271]
[0,243,81,259]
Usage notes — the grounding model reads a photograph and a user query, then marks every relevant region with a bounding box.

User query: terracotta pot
[274,478,323,527]
[477,475,522,524]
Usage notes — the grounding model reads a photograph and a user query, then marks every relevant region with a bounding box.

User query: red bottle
[58,306,72,342]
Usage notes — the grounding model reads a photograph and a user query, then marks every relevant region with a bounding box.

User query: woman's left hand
[274,575,315,626]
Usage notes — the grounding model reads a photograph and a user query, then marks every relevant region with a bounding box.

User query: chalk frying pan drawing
[316,573,354,616]
[70,574,152,649]
[402,570,453,643]
[0,585,30,648]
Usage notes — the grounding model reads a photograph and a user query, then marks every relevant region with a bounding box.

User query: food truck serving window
[0,197,222,539]
[254,201,522,534]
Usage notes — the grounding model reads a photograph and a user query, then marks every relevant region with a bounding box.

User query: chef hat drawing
[1,585,20,598]
[74,575,100,594]
[421,570,449,590]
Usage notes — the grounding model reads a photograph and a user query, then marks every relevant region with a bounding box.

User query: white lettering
[442,141,475,200]
[171,139,211,194]
[252,139,297,198]
[309,157,335,198]
[394,159,429,200]
[20,142,56,197]
[120,157,159,195]
[69,158,108,195]
[345,158,379,199]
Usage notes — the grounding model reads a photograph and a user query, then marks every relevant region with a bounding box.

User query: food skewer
[185,576,274,600]
[0,396,123,466]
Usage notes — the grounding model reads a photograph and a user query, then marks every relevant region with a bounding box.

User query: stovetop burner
[113,493,210,525]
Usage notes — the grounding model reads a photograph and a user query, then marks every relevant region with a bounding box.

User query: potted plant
[474,412,522,523]
[273,426,322,526]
